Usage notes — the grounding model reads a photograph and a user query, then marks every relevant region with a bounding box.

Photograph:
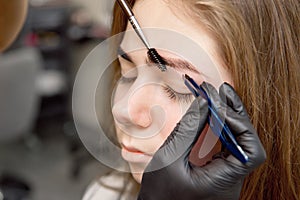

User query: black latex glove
[137,82,266,200]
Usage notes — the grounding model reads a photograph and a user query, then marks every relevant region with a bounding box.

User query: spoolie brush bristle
[147,48,167,72]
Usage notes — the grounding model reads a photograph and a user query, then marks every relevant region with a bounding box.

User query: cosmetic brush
[117,0,167,72]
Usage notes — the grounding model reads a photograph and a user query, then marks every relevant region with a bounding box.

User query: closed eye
[118,47,133,63]
[163,86,194,104]
[119,76,137,84]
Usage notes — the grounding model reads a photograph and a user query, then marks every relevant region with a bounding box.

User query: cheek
[161,103,185,133]
[149,99,188,150]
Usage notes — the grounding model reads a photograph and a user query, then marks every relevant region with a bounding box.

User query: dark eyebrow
[118,47,200,74]
[152,56,200,74]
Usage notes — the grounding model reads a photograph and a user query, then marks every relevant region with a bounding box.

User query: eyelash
[119,76,193,103]
[120,54,131,62]
[163,86,194,104]
[119,76,136,84]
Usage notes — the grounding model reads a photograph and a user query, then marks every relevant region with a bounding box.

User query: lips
[121,144,153,163]
[122,145,143,153]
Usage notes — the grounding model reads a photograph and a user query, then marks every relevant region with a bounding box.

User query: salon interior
[0,0,114,199]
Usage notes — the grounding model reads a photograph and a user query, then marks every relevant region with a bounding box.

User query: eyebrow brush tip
[147,48,167,72]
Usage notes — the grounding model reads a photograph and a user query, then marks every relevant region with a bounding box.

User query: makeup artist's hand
[137,82,266,200]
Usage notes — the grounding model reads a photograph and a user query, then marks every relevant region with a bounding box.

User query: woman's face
[111,0,232,183]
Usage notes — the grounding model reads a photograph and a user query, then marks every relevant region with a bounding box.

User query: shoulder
[82,171,137,200]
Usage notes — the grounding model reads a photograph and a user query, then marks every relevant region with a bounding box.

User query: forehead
[132,0,187,30]
[121,0,218,60]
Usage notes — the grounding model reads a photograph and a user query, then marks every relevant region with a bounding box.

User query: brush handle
[117,0,151,49]
[117,0,133,17]
[128,16,151,49]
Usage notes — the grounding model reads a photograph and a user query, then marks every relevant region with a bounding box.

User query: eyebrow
[118,47,200,74]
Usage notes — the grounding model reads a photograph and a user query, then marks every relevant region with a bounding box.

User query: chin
[131,172,143,184]
[128,163,145,184]
[126,157,151,184]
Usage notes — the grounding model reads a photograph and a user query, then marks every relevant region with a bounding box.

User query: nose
[112,85,154,128]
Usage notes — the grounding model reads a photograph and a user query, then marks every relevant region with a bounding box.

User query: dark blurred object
[26,2,106,121]
[0,173,31,200]
[63,121,94,179]
[29,3,72,71]
[26,3,72,122]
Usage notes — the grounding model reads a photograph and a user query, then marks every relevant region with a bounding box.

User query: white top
[82,172,138,200]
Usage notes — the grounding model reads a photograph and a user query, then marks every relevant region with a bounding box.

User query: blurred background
[0,0,115,199]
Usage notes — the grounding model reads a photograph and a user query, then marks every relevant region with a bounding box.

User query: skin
[111,0,232,183]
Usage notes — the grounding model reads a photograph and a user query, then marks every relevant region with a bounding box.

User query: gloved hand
[137,82,266,200]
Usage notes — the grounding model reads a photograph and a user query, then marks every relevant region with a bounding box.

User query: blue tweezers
[183,74,249,163]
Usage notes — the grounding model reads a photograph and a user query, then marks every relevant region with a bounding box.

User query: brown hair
[111,0,300,199]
